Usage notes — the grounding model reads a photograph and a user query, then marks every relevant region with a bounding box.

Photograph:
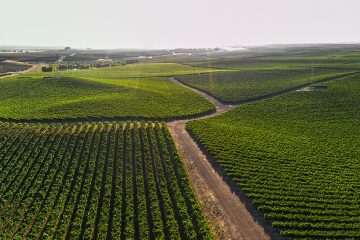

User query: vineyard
[2,45,360,239]
[0,121,213,239]
[0,74,215,120]
[186,50,360,71]
[33,63,225,79]
[187,73,360,239]
[176,68,356,103]
[0,61,31,73]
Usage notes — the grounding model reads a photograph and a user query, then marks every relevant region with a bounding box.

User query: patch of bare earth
[168,77,273,239]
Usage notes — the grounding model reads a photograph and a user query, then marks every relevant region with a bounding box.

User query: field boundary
[186,126,281,239]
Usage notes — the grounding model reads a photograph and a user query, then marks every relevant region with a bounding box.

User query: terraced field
[176,68,357,103]
[187,73,360,239]
[0,121,213,239]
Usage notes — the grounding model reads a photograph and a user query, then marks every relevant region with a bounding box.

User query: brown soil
[168,77,272,239]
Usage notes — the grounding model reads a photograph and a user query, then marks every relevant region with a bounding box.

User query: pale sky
[1,0,360,49]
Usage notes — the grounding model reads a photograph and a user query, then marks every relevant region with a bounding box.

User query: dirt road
[168,72,360,239]
[168,77,274,239]
[168,77,233,117]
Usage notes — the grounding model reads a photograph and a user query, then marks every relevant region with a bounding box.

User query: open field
[0,121,213,239]
[176,68,357,103]
[187,73,360,239]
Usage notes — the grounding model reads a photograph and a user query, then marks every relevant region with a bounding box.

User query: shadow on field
[186,127,283,240]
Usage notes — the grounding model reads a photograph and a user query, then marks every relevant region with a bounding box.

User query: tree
[41,64,58,72]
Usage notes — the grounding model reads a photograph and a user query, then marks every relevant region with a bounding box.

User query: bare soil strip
[0,68,359,239]
[168,77,272,239]
[168,120,273,240]
[168,77,233,117]
[167,73,360,239]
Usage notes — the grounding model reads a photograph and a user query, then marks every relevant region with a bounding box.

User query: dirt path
[0,68,358,238]
[168,72,360,239]
[168,71,360,239]
[168,77,233,116]
[169,120,274,239]
[168,77,274,239]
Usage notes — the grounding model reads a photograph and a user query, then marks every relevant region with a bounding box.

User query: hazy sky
[1,0,360,49]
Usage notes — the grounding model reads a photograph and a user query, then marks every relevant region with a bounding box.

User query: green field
[187,74,360,239]
[0,63,220,120]
[35,63,225,79]
[0,121,213,239]
[3,46,360,239]
[187,51,360,70]
[176,68,356,103]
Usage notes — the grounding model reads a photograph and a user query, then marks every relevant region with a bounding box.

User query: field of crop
[0,61,30,73]
[3,46,360,239]
[0,64,218,120]
[187,73,360,239]
[0,121,213,239]
[187,50,360,71]
[176,68,356,103]
[35,63,225,79]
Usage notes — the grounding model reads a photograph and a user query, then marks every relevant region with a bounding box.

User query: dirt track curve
[168,77,273,240]
[0,66,359,238]
[168,72,360,239]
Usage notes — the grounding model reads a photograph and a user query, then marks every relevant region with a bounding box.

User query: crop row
[186,74,360,239]
[0,121,213,239]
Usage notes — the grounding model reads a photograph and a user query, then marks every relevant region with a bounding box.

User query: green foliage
[176,68,355,103]
[0,63,224,120]
[187,74,360,239]
[0,122,213,239]
[41,64,58,72]
[33,62,225,79]
[187,52,360,71]
[0,75,214,120]
[57,62,91,71]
